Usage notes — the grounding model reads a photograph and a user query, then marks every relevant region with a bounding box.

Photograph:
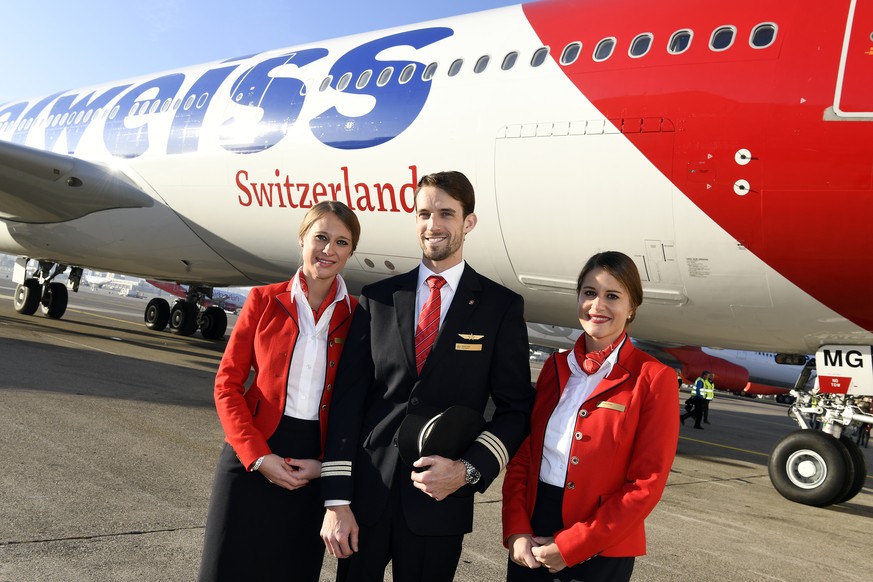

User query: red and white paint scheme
[1,0,871,504]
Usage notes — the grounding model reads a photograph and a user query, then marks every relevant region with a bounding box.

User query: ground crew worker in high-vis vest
[680,371,707,429]
[699,371,715,424]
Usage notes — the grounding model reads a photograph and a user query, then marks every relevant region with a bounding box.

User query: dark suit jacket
[321,263,534,536]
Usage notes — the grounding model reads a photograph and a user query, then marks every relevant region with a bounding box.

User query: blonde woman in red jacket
[199,201,361,582]
[502,251,679,582]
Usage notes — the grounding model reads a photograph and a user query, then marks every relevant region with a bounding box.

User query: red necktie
[415,276,446,375]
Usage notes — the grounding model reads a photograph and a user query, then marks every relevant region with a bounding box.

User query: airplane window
[160,98,171,113]
[668,30,693,54]
[73,111,84,124]
[423,62,438,81]
[319,76,333,92]
[501,51,518,70]
[377,67,394,86]
[474,55,490,73]
[399,63,416,84]
[356,70,372,89]
[51,115,61,127]
[25,118,33,130]
[129,103,140,116]
[183,94,196,110]
[336,72,353,92]
[196,93,209,108]
[172,99,181,110]
[531,46,549,67]
[629,33,653,57]
[83,110,93,123]
[149,100,161,114]
[448,58,464,77]
[751,23,777,48]
[710,26,736,51]
[593,38,616,61]
[560,42,582,65]
[67,113,76,125]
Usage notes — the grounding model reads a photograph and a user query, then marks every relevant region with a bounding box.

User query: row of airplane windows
[2,22,777,134]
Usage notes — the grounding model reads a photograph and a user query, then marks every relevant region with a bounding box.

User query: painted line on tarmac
[679,435,768,457]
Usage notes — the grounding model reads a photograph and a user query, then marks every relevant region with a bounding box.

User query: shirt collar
[417,260,465,292]
[290,268,350,310]
[568,333,627,377]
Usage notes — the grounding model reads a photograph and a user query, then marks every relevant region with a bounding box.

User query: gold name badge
[455,343,483,351]
[597,401,626,412]
[333,337,344,344]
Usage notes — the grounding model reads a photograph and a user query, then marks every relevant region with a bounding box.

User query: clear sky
[0,0,528,103]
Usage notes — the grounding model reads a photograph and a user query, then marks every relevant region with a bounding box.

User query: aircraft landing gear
[768,429,855,506]
[12,259,81,320]
[142,286,227,340]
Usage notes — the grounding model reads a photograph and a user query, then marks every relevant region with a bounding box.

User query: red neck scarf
[574,332,627,375]
[298,272,339,323]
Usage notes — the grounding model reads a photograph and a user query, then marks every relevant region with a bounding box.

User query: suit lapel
[393,269,419,376]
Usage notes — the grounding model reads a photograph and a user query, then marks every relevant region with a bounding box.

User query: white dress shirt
[538,337,626,487]
[284,270,350,420]
[415,260,465,329]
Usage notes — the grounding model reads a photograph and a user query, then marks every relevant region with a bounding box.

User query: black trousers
[198,416,324,582]
[336,465,464,582]
[505,482,635,582]
[680,397,703,427]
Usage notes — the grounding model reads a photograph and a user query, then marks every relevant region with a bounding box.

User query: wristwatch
[460,458,481,485]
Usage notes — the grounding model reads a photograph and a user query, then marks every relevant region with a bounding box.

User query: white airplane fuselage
[1,0,872,358]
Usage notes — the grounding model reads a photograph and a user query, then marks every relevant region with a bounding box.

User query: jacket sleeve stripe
[321,460,352,478]
[475,431,510,469]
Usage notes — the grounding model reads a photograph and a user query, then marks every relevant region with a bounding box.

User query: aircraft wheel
[199,306,227,340]
[169,301,198,336]
[835,436,868,504]
[40,282,69,319]
[13,279,40,315]
[144,298,170,331]
[768,429,854,506]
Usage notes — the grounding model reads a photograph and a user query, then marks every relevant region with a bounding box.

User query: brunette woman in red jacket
[502,251,679,581]
[199,201,360,582]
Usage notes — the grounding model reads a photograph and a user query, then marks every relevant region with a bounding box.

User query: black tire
[144,298,170,331]
[169,301,198,336]
[835,435,868,504]
[13,279,40,315]
[768,429,855,507]
[40,282,68,319]
[199,306,227,340]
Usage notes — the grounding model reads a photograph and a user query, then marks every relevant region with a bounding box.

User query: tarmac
[0,274,871,581]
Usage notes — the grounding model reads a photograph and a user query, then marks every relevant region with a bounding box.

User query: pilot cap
[397,405,485,469]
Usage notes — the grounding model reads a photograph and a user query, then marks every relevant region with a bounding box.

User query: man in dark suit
[320,171,534,581]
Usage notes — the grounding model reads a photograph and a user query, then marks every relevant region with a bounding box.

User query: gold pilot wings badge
[458,333,484,341]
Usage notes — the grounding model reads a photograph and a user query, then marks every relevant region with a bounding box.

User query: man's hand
[410,455,466,501]
[531,536,568,573]
[257,454,314,490]
[321,505,359,559]
[508,534,541,568]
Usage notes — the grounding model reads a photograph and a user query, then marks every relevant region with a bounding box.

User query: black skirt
[506,481,635,582]
[199,416,324,582]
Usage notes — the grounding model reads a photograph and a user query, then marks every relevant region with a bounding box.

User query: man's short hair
[415,171,475,216]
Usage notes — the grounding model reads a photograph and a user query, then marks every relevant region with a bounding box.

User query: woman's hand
[508,534,540,569]
[531,536,568,573]
[257,454,320,490]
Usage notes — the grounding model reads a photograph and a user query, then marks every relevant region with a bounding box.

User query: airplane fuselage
[1,0,871,356]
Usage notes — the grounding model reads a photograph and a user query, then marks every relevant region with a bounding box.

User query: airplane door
[834,0,873,116]
[494,120,680,314]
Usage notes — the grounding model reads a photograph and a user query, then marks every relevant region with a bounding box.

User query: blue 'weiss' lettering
[0,27,453,158]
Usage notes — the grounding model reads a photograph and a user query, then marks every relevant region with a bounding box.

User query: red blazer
[214,276,357,470]
[502,339,679,567]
